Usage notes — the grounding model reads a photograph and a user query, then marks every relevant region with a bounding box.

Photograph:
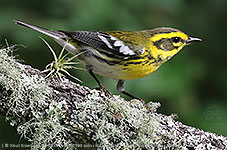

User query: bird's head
[148,27,201,62]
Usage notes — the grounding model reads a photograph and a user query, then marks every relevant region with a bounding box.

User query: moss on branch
[0,46,226,150]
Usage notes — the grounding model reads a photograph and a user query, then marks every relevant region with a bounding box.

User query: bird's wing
[62,31,145,58]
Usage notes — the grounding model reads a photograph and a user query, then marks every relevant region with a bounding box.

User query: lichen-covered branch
[0,46,226,150]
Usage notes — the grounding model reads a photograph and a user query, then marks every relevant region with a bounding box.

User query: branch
[0,46,226,150]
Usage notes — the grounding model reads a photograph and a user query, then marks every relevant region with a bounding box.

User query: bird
[15,20,201,99]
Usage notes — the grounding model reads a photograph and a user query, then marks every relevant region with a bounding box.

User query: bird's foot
[95,84,112,98]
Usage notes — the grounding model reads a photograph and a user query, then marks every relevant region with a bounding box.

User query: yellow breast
[118,63,160,80]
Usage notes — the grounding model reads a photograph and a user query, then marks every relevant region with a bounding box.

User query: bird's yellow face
[149,29,200,63]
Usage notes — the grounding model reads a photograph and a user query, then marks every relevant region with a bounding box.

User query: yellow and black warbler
[15,20,201,99]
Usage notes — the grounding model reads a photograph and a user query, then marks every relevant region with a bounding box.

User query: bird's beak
[186,37,202,44]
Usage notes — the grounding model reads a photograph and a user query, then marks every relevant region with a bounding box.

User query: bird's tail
[14,20,67,40]
[14,20,79,54]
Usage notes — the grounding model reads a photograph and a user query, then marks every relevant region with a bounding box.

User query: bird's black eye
[172,37,181,43]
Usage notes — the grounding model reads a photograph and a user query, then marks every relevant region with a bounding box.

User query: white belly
[60,43,124,79]
[81,56,123,79]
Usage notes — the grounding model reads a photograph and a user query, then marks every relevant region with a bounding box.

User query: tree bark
[0,47,226,150]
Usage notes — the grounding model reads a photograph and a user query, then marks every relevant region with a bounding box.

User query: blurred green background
[0,0,227,147]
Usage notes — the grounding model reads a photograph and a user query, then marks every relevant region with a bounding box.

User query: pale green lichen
[0,46,72,149]
[0,47,49,119]
[70,90,178,149]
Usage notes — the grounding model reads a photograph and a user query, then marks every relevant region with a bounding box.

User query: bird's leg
[116,80,140,99]
[87,68,111,97]
[117,80,151,110]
